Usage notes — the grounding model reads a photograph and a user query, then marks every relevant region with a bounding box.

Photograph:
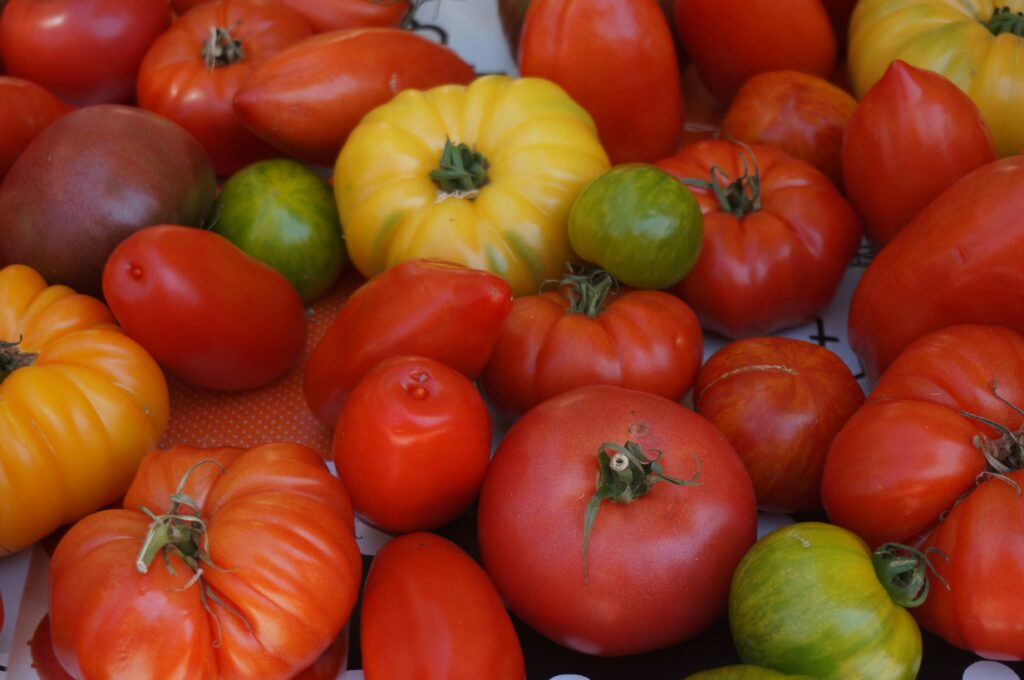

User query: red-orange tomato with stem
[519,0,683,164]
[842,60,995,249]
[0,77,72,181]
[695,337,864,513]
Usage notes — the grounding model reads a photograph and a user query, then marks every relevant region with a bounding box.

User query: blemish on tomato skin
[406,369,430,400]
[128,263,144,280]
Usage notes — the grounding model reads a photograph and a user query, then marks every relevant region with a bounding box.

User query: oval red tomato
[102,225,307,391]
[0,77,72,180]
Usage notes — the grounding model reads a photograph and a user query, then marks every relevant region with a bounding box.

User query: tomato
[0,76,71,180]
[136,0,312,176]
[730,522,923,679]
[673,0,836,104]
[849,0,1024,158]
[277,0,410,32]
[304,259,513,427]
[686,667,813,680]
[332,75,610,295]
[361,533,525,679]
[694,337,864,513]
[0,0,170,105]
[847,156,1024,382]
[656,140,861,338]
[333,356,492,534]
[233,28,476,167]
[480,267,703,415]
[0,265,168,554]
[841,60,995,249]
[568,164,704,289]
[102,225,307,392]
[210,158,346,304]
[721,70,857,187]
[519,0,683,164]
[49,443,363,679]
[477,385,757,656]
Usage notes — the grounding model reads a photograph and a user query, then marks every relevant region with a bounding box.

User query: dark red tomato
[477,385,757,656]
[480,268,703,415]
[656,140,861,338]
[332,355,492,534]
[694,337,864,513]
[171,0,410,29]
[362,533,525,679]
[0,76,72,180]
[0,0,171,105]
[137,0,312,176]
[842,60,995,249]
[674,0,836,105]
[102,225,307,391]
[233,28,476,167]
[519,0,683,164]
[847,156,1024,382]
[304,259,513,427]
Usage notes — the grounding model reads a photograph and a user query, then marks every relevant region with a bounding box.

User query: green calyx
[558,266,618,317]
[988,7,1024,37]
[872,542,949,608]
[0,337,37,384]
[430,138,490,195]
[201,22,246,70]
[682,144,763,218]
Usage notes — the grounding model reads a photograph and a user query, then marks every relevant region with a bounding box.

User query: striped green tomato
[686,666,813,680]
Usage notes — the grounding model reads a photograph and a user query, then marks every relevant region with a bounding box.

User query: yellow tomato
[849,0,1024,157]
[0,265,168,553]
[333,75,611,296]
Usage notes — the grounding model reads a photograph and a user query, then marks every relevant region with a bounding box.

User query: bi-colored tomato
[686,667,813,680]
[0,77,72,180]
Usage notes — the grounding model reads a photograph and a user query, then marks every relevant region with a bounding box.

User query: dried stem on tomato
[0,337,37,383]
[201,21,245,70]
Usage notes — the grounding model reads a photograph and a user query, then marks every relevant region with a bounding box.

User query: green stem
[559,267,618,317]
[681,143,763,218]
[988,7,1024,37]
[430,138,490,194]
[201,22,245,71]
[0,338,37,383]
[872,543,949,608]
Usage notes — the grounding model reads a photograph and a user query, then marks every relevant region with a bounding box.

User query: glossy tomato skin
[0,0,171,105]
[233,28,475,167]
[304,259,513,427]
[0,77,72,180]
[278,0,409,32]
[332,356,492,534]
[673,0,836,104]
[519,0,683,164]
[695,337,864,513]
[477,385,757,656]
[847,156,1024,382]
[842,61,995,249]
[361,533,525,679]
[656,140,861,338]
[102,225,307,391]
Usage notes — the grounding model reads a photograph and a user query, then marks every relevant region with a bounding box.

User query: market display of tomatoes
[1,0,1024,677]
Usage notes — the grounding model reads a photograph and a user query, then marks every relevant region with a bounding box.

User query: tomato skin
[332,356,492,534]
[233,28,476,167]
[278,0,410,32]
[0,0,171,105]
[361,533,525,679]
[477,385,757,656]
[137,0,312,176]
[0,76,72,180]
[841,60,995,249]
[686,667,813,680]
[519,0,683,164]
[847,156,1024,382]
[102,225,307,391]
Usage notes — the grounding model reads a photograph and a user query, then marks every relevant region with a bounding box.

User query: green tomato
[210,159,346,304]
[567,163,702,289]
[730,522,922,680]
[686,665,813,680]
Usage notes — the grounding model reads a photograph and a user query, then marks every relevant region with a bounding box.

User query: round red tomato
[102,225,307,391]
[0,77,72,180]
[480,268,703,415]
[477,385,757,656]
[0,0,171,105]
[332,355,492,534]
[656,140,861,338]
[137,0,312,176]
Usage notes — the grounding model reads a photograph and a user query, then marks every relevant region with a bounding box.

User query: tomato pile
[1,0,1023,678]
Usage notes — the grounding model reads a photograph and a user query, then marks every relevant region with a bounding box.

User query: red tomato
[49,443,363,679]
[279,0,410,32]
[847,156,1024,382]
[0,76,72,180]
[361,533,525,679]
[137,0,312,176]
[721,70,857,187]
[842,60,995,249]
[0,0,171,105]
[304,259,513,427]
[656,140,861,338]
[477,385,757,656]
[480,268,703,415]
[694,337,864,513]
[102,225,307,391]
[233,28,476,167]
[519,0,683,164]
[333,355,492,534]
[673,0,836,104]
